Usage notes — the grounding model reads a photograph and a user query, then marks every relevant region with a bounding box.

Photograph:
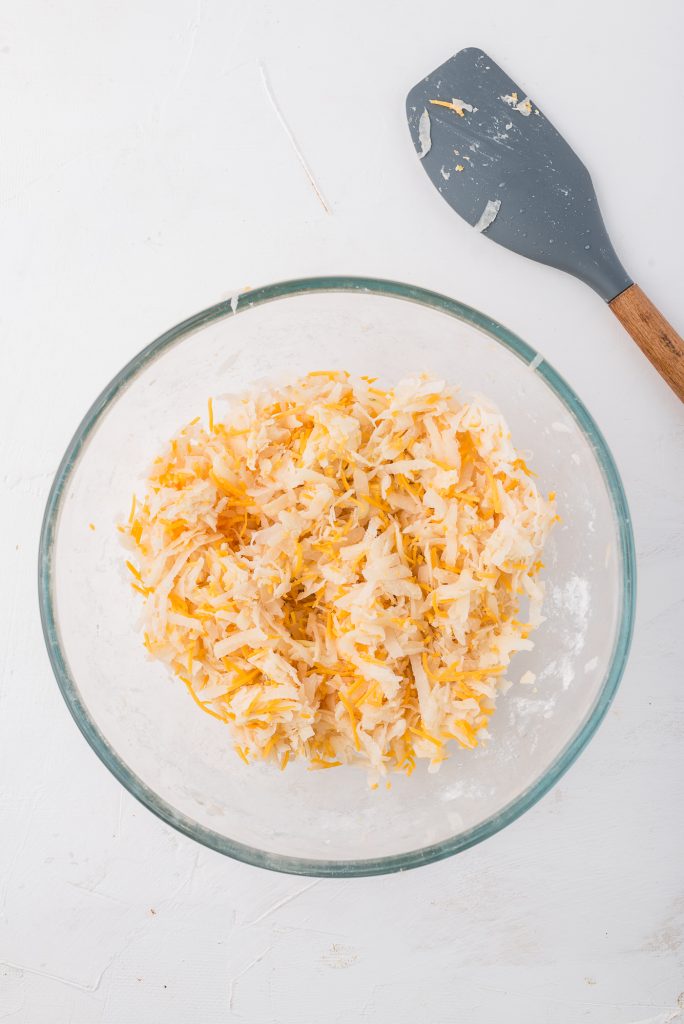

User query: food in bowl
[123,371,556,782]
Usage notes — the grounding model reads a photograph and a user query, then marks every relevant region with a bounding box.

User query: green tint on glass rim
[39,277,636,876]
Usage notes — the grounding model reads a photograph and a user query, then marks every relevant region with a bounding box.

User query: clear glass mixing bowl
[39,277,635,876]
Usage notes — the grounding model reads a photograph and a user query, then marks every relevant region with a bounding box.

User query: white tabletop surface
[1,1,683,1021]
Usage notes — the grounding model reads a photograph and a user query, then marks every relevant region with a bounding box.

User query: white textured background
[1,1,683,1021]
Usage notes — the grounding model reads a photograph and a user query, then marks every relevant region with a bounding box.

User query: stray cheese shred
[123,372,556,780]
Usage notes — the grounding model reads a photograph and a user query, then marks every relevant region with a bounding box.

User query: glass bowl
[39,277,635,877]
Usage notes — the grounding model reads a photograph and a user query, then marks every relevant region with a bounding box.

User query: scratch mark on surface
[227,946,272,1011]
[116,790,124,837]
[275,923,341,939]
[2,471,54,488]
[241,879,320,926]
[98,983,112,1024]
[63,880,127,906]
[0,796,38,915]
[161,847,201,905]
[0,578,21,714]
[258,62,331,214]
[89,904,166,993]
[643,595,684,629]
[0,991,25,1022]
[473,979,683,1013]
[173,0,204,93]
[0,959,106,994]
[0,146,110,211]
[155,0,205,129]
[629,1006,683,1024]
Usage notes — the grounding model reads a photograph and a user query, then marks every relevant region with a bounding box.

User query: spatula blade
[406,47,631,301]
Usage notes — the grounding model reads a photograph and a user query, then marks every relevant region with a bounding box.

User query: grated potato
[123,371,557,782]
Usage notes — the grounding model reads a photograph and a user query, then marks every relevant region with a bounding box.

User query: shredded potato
[123,372,557,780]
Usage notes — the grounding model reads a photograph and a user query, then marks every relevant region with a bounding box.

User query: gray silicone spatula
[406,47,684,401]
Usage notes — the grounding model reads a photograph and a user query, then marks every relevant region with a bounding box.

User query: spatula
[406,47,684,401]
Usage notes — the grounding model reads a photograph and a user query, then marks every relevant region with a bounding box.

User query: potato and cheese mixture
[124,372,556,781]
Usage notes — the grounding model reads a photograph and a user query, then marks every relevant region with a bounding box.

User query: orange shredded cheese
[430,98,466,117]
[122,371,556,783]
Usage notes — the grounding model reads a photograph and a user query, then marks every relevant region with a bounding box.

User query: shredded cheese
[123,372,556,781]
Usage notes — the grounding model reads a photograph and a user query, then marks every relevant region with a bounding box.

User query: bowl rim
[38,275,636,877]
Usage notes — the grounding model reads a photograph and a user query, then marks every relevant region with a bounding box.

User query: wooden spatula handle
[609,284,684,401]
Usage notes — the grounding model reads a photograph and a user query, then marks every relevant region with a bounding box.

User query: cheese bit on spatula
[406,47,684,401]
